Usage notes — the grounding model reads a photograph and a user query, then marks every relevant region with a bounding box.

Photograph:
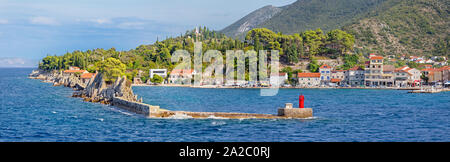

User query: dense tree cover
[308,57,320,73]
[245,28,354,64]
[94,58,126,83]
[39,27,355,82]
[337,53,363,70]
[150,74,163,84]
[39,26,235,81]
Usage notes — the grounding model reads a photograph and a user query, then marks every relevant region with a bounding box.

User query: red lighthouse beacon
[299,94,304,108]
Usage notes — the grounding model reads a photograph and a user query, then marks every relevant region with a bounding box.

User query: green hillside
[343,0,449,56]
[222,0,449,56]
[259,0,387,33]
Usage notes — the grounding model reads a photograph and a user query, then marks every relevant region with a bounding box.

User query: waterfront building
[365,55,393,87]
[297,73,321,87]
[347,66,365,87]
[63,69,88,76]
[169,69,195,84]
[319,64,332,85]
[406,67,421,86]
[149,69,167,84]
[80,73,96,84]
[421,66,450,85]
[382,65,395,87]
[421,68,435,84]
[394,66,420,87]
[271,72,288,86]
[442,66,450,83]
[330,70,346,86]
[149,69,167,79]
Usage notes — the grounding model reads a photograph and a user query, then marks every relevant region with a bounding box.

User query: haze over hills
[221,0,449,56]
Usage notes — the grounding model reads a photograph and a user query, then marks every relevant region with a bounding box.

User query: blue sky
[0,0,295,66]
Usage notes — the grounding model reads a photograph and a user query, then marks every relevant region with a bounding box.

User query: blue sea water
[0,68,449,142]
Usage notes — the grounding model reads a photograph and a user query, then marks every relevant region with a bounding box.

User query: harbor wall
[111,97,160,116]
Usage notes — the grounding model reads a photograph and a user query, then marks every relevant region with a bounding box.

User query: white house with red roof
[169,69,196,84]
[297,73,321,87]
[319,64,332,85]
[63,67,88,76]
[394,66,420,87]
[330,70,346,86]
[80,73,97,84]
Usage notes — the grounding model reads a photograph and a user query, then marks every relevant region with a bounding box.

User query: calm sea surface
[0,68,449,142]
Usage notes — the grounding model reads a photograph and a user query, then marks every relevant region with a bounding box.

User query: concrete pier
[278,103,313,118]
[111,99,313,119]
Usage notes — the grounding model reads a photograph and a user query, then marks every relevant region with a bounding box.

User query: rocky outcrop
[30,69,141,105]
[78,73,139,104]
[29,69,85,89]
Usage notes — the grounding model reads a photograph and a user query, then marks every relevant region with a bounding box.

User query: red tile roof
[81,73,96,79]
[421,68,436,72]
[170,69,194,75]
[370,56,384,60]
[64,70,87,73]
[319,64,331,69]
[438,66,449,71]
[395,67,413,75]
[330,79,341,83]
[297,73,320,78]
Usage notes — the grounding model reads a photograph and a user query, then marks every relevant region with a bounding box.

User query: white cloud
[0,57,37,67]
[29,16,59,25]
[0,19,8,24]
[86,18,112,25]
[94,18,112,24]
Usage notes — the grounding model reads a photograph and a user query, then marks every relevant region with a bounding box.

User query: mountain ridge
[221,0,449,56]
[220,5,284,39]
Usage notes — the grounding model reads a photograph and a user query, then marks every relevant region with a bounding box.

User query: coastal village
[128,54,449,90]
[53,53,450,92]
[28,52,448,119]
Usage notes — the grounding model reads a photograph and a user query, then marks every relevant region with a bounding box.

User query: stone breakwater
[29,69,312,119]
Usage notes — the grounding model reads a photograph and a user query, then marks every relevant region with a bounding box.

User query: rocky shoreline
[29,69,140,103]
[28,69,312,119]
[28,69,165,115]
